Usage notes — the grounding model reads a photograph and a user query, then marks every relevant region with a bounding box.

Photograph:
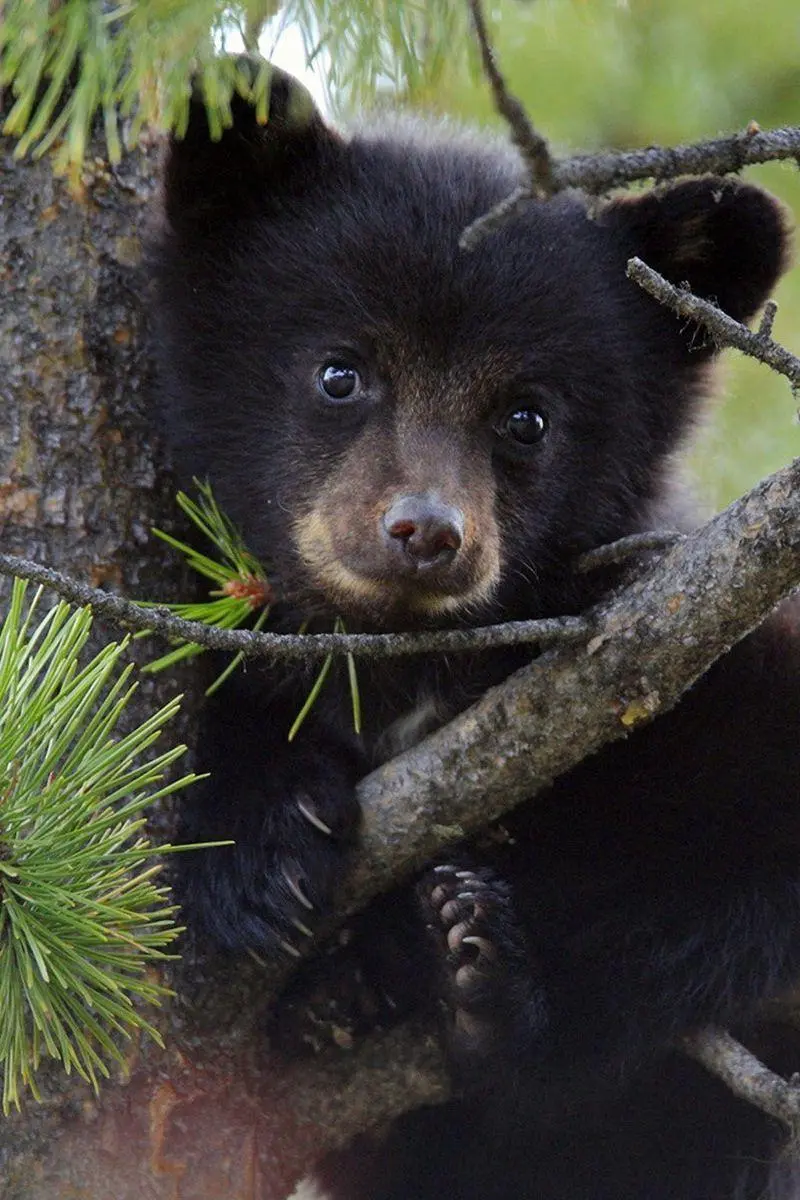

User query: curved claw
[461,935,497,962]
[281,863,315,911]
[296,796,333,837]
[279,937,302,959]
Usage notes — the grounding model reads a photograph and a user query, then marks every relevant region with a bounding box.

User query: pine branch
[0,0,473,180]
[0,581,200,1112]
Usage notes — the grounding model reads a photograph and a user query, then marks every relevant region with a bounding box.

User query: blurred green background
[408,0,800,514]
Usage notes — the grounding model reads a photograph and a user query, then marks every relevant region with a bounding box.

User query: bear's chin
[307,569,496,630]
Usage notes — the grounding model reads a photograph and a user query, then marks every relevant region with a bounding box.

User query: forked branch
[462,0,800,248]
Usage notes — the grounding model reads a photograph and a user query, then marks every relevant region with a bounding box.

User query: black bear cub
[152,64,800,1200]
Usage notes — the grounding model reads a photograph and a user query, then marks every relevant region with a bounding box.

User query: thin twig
[0,553,589,662]
[627,258,800,390]
[682,1029,800,1131]
[462,119,800,248]
[461,0,556,249]
[575,531,684,574]
[460,185,532,251]
[759,299,779,340]
[466,0,555,196]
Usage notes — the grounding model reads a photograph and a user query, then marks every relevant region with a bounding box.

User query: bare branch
[575,530,684,574]
[339,455,800,912]
[627,258,800,390]
[0,552,587,661]
[557,125,800,195]
[682,1029,800,1131]
[466,0,555,197]
[460,185,533,251]
[461,81,800,247]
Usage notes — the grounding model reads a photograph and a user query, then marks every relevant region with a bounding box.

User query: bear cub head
[152,64,790,629]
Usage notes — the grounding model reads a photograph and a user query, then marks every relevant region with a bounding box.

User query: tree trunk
[1,138,441,1200]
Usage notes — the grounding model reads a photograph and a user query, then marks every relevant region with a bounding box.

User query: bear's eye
[318,361,362,402]
[500,407,548,446]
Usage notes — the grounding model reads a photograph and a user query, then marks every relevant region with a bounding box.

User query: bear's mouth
[292,509,499,625]
[303,555,498,625]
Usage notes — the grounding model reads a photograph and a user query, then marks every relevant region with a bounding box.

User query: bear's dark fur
[151,65,800,1199]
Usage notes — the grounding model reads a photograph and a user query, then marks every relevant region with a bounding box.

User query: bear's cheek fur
[291,421,502,620]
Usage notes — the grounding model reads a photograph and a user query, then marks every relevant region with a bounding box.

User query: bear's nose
[382,493,464,570]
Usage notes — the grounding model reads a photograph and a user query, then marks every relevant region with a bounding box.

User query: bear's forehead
[231,182,624,370]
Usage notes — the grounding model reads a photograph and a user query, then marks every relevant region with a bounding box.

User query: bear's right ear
[163,59,340,232]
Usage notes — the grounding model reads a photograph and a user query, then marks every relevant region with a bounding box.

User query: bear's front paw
[420,865,534,1072]
[180,777,360,959]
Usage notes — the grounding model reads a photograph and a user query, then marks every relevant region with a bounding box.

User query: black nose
[382,493,464,570]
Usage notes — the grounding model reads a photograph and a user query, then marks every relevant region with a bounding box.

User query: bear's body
[152,67,800,1199]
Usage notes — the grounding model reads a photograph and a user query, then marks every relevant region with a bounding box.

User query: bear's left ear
[604,178,792,327]
[163,58,342,234]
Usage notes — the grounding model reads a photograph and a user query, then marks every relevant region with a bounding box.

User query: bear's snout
[382,493,465,574]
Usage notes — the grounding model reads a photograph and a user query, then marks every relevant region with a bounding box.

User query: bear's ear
[163,59,340,232]
[604,178,792,329]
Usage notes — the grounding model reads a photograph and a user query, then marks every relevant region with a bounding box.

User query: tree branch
[463,126,800,249]
[682,1029,800,1131]
[461,0,800,247]
[627,258,800,390]
[575,530,684,573]
[237,451,800,1173]
[466,0,555,197]
[263,456,800,1158]
[334,453,800,914]
[556,125,800,194]
[0,552,587,660]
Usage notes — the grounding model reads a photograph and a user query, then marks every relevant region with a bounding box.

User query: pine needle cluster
[0,0,469,180]
[145,481,361,735]
[146,480,273,692]
[0,580,199,1114]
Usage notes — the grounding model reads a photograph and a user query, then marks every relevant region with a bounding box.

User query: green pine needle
[144,482,362,737]
[0,1,470,183]
[287,617,362,741]
[0,579,201,1114]
[144,479,273,685]
[287,649,334,742]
